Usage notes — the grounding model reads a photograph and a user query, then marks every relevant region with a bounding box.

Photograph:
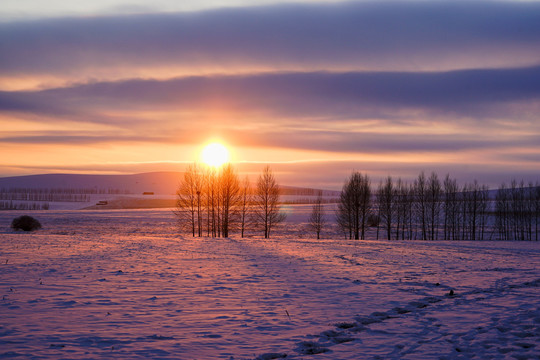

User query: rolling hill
[0,172,340,197]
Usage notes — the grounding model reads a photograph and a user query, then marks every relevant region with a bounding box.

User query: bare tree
[443,174,459,240]
[336,185,354,240]
[495,182,510,240]
[357,173,372,240]
[394,178,403,240]
[508,179,534,241]
[336,172,371,240]
[534,182,540,242]
[308,191,326,239]
[532,182,540,241]
[204,168,218,237]
[175,163,204,236]
[426,172,442,240]
[461,180,486,240]
[239,176,252,238]
[218,164,241,238]
[414,171,428,240]
[478,183,490,240]
[525,182,535,241]
[377,176,395,240]
[399,180,415,240]
[254,166,286,238]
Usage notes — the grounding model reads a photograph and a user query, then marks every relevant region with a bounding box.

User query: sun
[201,142,230,167]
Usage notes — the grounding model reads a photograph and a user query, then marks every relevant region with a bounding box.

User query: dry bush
[11,215,42,232]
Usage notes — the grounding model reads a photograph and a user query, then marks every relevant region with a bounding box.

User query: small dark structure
[142,192,154,195]
[96,201,108,205]
[11,215,42,232]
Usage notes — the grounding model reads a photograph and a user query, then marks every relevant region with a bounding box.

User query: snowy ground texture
[1,208,539,359]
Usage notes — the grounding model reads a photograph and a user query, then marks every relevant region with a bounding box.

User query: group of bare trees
[0,201,50,210]
[175,164,286,238]
[371,172,493,240]
[337,171,538,241]
[177,164,538,241]
[495,180,540,241]
[336,172,372,240]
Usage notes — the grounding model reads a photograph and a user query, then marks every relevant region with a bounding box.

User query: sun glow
[201,142,230,167]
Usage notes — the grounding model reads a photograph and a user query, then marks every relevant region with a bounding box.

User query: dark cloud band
[2,66,540,121]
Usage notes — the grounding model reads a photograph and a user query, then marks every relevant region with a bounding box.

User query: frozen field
[1,209,539,359]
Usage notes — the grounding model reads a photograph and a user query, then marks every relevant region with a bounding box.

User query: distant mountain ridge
[0,172,340,196]
[0,172,182,195]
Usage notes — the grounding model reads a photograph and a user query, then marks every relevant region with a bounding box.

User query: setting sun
[201,142,230,167]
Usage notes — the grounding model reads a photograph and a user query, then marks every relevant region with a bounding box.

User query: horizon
[1,0,539,189]
[0,170,537,193]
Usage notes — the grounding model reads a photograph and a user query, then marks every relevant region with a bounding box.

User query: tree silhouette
[239,176,252,238]
[254,166,286,238]
[308,191,326,239]
[175,163,204,236]
[218,164,240,238]
[337,172,371,240]
[377,176,395,240]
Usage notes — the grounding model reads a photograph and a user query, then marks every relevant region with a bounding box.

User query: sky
[0,0,539,189]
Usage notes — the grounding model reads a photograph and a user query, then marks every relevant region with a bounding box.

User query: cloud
[2,127,536,154]
[1,0,540,85]
[0,0,343,21]
[229,130,540,154]
[2,66,540,123]
[1,1,539,184]
[1,66,538,165]
[0,133,165,145]
[1,66,539,159]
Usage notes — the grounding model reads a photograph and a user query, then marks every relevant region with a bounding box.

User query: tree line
[0,201,50,211]
[175,164,286,238]
[0,192,91,203]
[176,166,538,241]
[0,187,129,196]
[333,171,539,241]
[495,180,540,241]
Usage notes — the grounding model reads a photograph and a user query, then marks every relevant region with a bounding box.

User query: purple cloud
[2,66,540,122]
[1,1,540,77]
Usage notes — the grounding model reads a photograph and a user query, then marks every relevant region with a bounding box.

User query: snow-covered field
[1,209,539,359]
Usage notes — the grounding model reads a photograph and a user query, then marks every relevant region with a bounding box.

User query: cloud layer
[1,0,539,187]
[2,1,540,83]
[2,67,539,149]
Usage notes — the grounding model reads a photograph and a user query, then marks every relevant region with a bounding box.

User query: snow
[1,209,539,359]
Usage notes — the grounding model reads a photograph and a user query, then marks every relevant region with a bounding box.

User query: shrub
[11,215,42,232]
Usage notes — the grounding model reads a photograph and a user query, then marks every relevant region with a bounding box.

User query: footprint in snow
[320,330,355,344]
[255,353,287,360]
[296,341,330,355]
